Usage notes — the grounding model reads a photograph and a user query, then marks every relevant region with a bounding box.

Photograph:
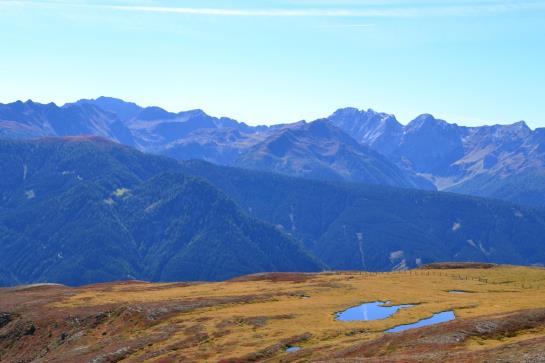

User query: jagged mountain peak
[406,114,455,129]
[77,96,140,110]
[137,106,177,121]
[330,107,361,117]
[327,106,404,155]
[304,118,343,136]
[8,99,42,109]
[11,99,58,110]
[273,118,358,147]
[330,107,398,122]
[475,120,533,140]
[95,95,131,103]
[180,108,209,118]
[329,107,401,127]
[73,96,143,123]
[507,120,531,133]
[513,120,529,127]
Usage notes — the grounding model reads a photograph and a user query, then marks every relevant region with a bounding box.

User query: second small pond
[386,310,456,333]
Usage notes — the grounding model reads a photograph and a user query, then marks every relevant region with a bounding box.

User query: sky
[0,0,544,127]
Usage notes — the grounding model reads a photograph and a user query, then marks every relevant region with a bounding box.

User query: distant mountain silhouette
[0,98,430,190]
[1,97,545,205]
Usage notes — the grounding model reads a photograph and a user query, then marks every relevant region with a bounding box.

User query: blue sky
[1,0,544,127]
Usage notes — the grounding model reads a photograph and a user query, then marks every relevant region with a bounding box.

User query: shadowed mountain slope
[1,136,544,285]
[182,160,545,271]
[0,137,322,286]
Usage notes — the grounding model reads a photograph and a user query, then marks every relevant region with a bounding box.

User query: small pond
[285,346,301,352]
[448,290,471,294]
[386,310,456,333]
[336,301,414,322]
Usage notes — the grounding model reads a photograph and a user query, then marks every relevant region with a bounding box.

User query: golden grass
[50,265,545,361]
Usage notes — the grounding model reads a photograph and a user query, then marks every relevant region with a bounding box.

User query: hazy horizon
[1,95,541,129]
[1,0,544,127]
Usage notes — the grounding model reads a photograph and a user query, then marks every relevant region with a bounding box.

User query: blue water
[386,311,456,333]
[448,290,469,294]
[286,346,301,352]
[336,301,414,321]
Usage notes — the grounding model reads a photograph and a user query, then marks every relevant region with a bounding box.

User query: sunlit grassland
[52,265,545,361]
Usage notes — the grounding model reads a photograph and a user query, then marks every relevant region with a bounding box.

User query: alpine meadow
[1,1,545,362]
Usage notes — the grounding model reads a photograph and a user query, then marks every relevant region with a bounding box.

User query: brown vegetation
[420,262,497,270]
[2,265,545,362]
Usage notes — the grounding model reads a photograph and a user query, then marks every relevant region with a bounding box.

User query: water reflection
[336,301,414,321]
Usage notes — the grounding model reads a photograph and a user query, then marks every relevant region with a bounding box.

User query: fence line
[327,269,539,290]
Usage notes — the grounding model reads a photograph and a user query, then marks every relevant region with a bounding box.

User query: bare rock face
[0,312,14,328]
[328,108,545,207]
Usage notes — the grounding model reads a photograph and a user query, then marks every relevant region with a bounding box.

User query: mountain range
[1,97,543,206]
[2,137,545,286]
[1,97,545,286]
[0,137,321,286]
[328,108,545,207]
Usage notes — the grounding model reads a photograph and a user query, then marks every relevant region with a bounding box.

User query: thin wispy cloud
[2,0,545,17]
[319,23,375,28]
[107,2,545,17]
[106,6,382,17]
